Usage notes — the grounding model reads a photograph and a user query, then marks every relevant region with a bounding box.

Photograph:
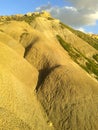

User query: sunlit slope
[17,24,98,130]
[29,16,98,79]
[26,37,98,130]
[30,17,97,57]
[0,21,39,48]
[0,13,98,130]
[0,31,24,56]
[10,20,98,130]
[0,42,54,130]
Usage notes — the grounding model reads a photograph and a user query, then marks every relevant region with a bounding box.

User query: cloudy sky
[0,0,98,33]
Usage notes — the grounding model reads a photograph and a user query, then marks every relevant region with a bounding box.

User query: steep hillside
[0,12,98,79]
[0,12,98,130]
[29,15,98,80]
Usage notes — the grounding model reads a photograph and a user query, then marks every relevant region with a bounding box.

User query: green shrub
[47,17,54,20]
[93,54,98,62]
[56,35,81,61]
[56,35,71,51]
[56,34,98,80]
[0,14,41,24]
[86,60,98,76]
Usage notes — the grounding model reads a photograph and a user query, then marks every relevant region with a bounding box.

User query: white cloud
[35,0,98,29]
[36,3,51,12]
[64,0,98,11]
[76,27,86,32]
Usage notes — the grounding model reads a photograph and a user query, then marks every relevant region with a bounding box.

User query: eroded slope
[0,14,98,130]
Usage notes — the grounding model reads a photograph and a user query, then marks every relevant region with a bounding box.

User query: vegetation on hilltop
[0,11,52,24]
[0,13,41,24]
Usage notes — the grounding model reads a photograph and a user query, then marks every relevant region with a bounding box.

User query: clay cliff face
[0,12,98,130]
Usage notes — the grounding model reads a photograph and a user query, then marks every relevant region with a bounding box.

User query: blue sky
[0,0,98,34]
[0,0,70,15]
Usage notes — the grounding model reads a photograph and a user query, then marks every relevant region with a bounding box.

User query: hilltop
[88,33,98,39]
[0,11,98,130]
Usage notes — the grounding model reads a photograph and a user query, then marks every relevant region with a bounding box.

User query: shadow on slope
[36,65,60,91]
[24,37,39,57]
